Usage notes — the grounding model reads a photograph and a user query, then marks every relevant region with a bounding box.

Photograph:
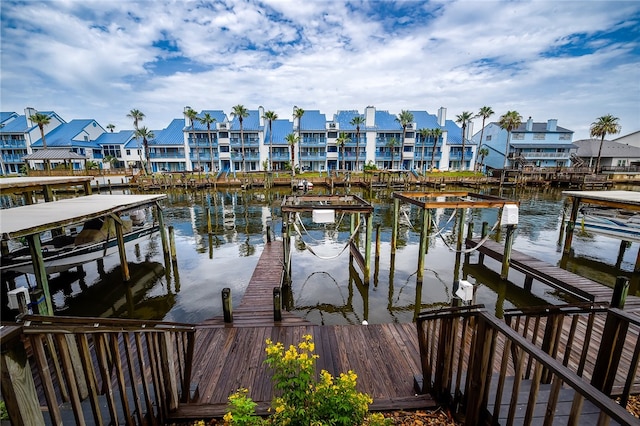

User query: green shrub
[224,335,376,425]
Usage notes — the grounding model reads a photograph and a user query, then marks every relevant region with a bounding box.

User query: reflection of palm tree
[590,114,621,173]
[477,147,489,172]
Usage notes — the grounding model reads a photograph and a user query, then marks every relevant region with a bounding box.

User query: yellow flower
[223,412,233,422]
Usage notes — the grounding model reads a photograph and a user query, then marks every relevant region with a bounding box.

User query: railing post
[0,327,46,426]
[273,287,282,321]
[610,276,629,309]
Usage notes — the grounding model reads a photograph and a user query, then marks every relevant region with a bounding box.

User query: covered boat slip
[0,194,169,316]
[562,190,640,273]
[0,175,94,203]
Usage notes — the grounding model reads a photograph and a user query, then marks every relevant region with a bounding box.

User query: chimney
[438,107,447,127]
[25,107,36,127]
[365,106,375,127]
[466,121,474,141]
[526,117,533,131]
[547,119,557,131]
[258,106,265,127]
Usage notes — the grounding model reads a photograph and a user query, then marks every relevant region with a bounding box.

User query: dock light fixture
[312,209,335,224]
[455,280,474,302]
[7,287,30,310]
[501,204,519,225]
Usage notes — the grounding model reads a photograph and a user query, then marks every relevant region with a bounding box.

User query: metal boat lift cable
[436,216,501,254]
[294,212,346,243]
[291,216,362,260]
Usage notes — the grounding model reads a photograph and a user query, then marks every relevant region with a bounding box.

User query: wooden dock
[466,237,640,310]
[171,240,435,420]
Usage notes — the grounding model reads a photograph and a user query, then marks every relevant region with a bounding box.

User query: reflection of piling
[375,225,381,259]
[206,207,212,234]
[464,222,474,264]
[479,222,488,264]
[222,288,232,323]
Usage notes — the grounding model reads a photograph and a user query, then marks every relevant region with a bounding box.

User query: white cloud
[1,0,638,138]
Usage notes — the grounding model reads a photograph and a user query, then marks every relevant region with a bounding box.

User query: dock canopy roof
[562,190,640,211]
[22,149,87,160]
[393,191,519,209]
[0,194,167,240]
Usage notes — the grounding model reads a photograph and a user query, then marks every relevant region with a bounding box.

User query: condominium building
[1,105,469,175]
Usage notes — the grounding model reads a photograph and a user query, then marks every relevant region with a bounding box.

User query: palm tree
[198,113,217,172]
[387,137,399,169]
[293,106,305,174]
[456,111,474,171]
[184,107,200,172]
[418,128,431,173]
[263,110,278,171]
[477,147,489,172]
[135,126,155,174]
[498,111,523,186]
[590,114,621,173]
[106,123,116,133]
[127,109,145,172]
[285,133,299,174]
[430,128,443,171]
[475,106,494,150]
[103,155,117,169]
[30,112,52,172]
[336,132,350,170]
[231,105,249,173]
[350,115,365,172]
[30,112,50,149]
[395,110,414,169]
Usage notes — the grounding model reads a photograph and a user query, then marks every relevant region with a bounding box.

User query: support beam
[26,233,52,316]
[365,213,372,283]
[562,197,580,255]
[113,216,130,282]
[417,207,430,280]
[156,202,170,257]
[501,224,517,280]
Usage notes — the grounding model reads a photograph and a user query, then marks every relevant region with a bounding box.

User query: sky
[1,0,639,140]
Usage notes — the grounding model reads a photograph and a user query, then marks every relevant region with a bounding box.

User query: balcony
[150,152,186,159]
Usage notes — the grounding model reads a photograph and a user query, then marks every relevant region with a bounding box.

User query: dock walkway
[172,240,435,420]
[466,238,640,310]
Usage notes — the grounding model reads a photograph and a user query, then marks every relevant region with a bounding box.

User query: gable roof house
[297,110,327,172]
[473,117,575,171]
[573,138,640,172]
[183,109,228,173]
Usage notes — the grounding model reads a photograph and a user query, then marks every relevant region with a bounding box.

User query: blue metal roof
[30,119,102,148]
[0,112,19,125]
[96,130,135,146]
[153,118,185,146]
[410,111,440,130]
[229,110,261,131]
[333,110,361,131]
[0,114,28,133]
[185,110,228,131]
[265,119,294,145]
[444,119,463,144]
[375,110,402,130]
[299,110,326,130]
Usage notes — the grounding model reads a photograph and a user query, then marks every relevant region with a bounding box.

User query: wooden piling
[501,224,516,280]
[611,276,630,309]
[375,224,381,259]
[222,288,232,323]
[169,226,177,261]
[113,216,131,282]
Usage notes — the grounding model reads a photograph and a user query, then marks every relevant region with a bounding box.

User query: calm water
[2,184,638,325]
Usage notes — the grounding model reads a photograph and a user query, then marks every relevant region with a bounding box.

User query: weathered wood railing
[504,304,640,406]
[1,315,195,426]
[416,305,637,425]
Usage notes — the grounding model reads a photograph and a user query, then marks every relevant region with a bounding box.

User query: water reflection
[2,186,637,325]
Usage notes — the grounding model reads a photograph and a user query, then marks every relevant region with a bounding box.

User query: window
[533,133,546,140]
[328,132,337,138]
[485,135,492,141]
[512,133,524,140]
[126,149,131,155]
[617,160,627,166]
[559,134,571,140]
[219,132,229,138]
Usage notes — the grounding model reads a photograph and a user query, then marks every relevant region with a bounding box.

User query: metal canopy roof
[22,149,88,160]
[393,191,518,209]
[0,194,167,240]
[562,190,640,211]
[0,176,93,192]
[281,194,373,213]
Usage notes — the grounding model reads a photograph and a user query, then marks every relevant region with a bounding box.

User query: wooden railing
[504,304,640,406]
[1,315,195,426]
[416,305,637,425]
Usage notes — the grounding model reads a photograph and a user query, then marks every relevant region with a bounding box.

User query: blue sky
[1,0,638,140]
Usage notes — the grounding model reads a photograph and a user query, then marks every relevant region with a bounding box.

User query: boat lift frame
[0,194,169,316]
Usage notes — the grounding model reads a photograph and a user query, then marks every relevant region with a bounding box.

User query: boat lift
[0,194,169,316]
